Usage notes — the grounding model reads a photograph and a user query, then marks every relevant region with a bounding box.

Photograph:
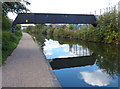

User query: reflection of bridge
[49,55,96,70]
[11,13,96,32]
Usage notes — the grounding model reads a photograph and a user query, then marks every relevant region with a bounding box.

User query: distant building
[52,24,56,28]
[52,24,61,28]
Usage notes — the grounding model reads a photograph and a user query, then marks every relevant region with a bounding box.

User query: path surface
[2,32,60,87]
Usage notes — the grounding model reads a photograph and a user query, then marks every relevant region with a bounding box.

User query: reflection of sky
[54,64,118,87]
[43,39,118,87]
[80,70,112,86]
[43,39,90,59]
[43,39,77,59]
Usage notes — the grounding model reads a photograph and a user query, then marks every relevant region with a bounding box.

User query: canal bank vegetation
[25,11,120,44]
[2,1,30,65]
[2,14,22,65]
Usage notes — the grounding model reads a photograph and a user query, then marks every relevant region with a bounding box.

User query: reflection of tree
[69,45,90,56]
[51,37,120,76]
[52,37,92,56]
[86,43,119,76]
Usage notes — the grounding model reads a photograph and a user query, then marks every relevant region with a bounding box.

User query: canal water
[37,36,120,87]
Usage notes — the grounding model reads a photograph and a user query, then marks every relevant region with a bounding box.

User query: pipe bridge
[11,13,97,32]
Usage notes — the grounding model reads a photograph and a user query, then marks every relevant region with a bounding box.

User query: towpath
[2,32,60,87]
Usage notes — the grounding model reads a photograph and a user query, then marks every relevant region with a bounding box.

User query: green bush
[68,24,74,30]
[96,12,118,43]
[47,29,54,37]
[2,31,22,64]
[15,24,21,31]
[2,14,12,31]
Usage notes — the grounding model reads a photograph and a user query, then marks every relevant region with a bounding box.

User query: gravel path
[2,32,60,87]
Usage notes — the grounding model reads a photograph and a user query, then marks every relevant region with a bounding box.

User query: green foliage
[15,24,21,31]
[2,14,22,65]
[2,2,30,15]
[96,12,118,43]
[2,31,22,64]
[81,26,88,31]
[25,25,35,34]
[53,29,59,37]
[2,14,12,31]
[68,24,74,30]
[47,29,54,38]
[35,24,46,29]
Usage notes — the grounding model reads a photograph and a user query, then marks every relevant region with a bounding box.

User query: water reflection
[36,36,119,87]
[43,39,91,59]
[50,55,96,70]
[80,69,113,86]
[70,45,91,56]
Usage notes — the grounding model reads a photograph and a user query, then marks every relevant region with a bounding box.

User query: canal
[36,36,120,87]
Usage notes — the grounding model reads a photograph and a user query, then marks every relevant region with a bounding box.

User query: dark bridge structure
[11,13,97,32]
[49,55,96,70]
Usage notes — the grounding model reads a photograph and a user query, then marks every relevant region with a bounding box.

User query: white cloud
[80,70,112,86]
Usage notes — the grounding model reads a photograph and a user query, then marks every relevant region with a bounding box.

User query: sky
[8,0,120,20]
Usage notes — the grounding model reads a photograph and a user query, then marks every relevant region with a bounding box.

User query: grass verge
[2,30,22,65]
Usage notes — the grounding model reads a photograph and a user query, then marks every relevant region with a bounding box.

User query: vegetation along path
[2,32,60,87]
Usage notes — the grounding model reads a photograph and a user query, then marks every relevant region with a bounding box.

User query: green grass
[2,30,22,65]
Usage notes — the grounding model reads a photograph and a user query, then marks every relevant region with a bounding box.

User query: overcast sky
[8,0,120,20]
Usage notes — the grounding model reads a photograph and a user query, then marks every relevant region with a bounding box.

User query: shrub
[2,31,22,64]
[2,14,12,31]
[68,24,74,30]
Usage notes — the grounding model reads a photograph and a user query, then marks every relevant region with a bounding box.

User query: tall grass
[2,14,22,65]
[2,31,22,65]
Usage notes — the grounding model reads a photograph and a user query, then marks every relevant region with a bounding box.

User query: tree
[2,14,12,30]
[15,24,21,30]
[68,24,74,30]
[35,24,46,29]
[81,26,88,31]
[2,1,30,15]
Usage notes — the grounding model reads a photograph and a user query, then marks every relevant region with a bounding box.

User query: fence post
[114,5,116,13]
[106,7,108,13]
[100,9,101,15]
[109,6,111,13]
[94,10,96,15]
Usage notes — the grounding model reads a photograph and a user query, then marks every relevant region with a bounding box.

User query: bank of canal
[36,36,120,87]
